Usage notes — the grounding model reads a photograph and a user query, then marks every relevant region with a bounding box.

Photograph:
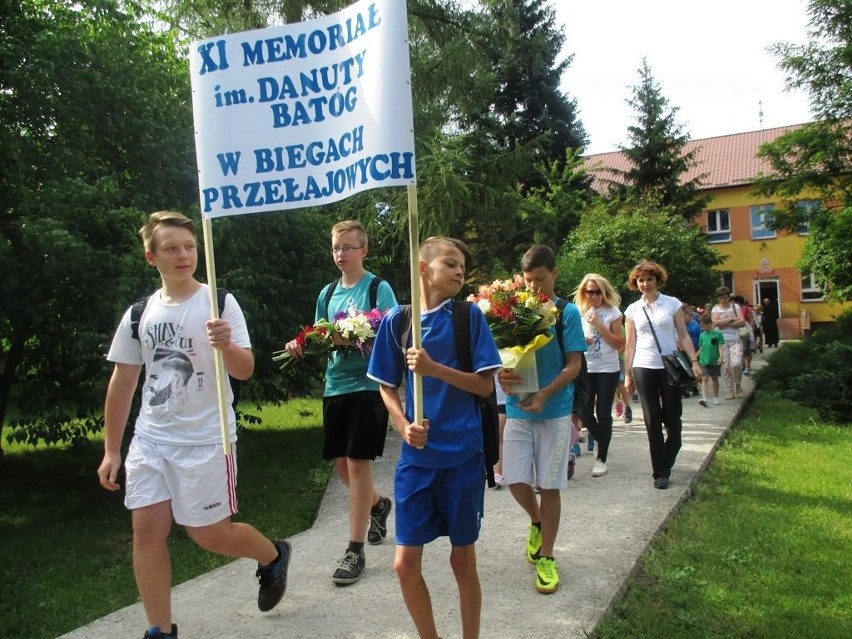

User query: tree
[0,0,197,452]
[556,195,724,304]
[607,60,710,220]
[753,0,852,302]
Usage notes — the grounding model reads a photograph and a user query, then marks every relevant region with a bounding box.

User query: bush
[754,309,852,423]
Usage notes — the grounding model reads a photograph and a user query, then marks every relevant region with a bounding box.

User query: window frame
[800,272,825,302]
[706,208,731,243]
[750,204,777,240]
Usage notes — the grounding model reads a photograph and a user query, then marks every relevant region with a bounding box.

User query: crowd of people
[97,214,769,639]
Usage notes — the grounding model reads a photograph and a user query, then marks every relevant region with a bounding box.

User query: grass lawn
[595,393,852,639]
[0,398,332,639]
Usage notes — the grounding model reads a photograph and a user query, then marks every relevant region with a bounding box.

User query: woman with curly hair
[623,261,701,489]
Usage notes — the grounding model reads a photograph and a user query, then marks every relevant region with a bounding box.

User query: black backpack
[129,288,241,410]
[398,301,501,488]
[323,276,384,319]
[553,298,589,414]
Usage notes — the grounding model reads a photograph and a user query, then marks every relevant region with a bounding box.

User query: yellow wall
[703,186,850,329]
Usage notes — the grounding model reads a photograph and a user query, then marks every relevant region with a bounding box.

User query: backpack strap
[324,276,384,319]
[131,288,229,340]
[554,297,568,354]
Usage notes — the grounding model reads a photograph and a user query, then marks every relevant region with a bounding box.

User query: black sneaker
[654,477,669,490]
[143,625,177,639]
[332,548,366,586]
[256,540,292,612]
[367,496,392,545]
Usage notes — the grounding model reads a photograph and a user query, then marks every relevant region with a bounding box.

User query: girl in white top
[711,286,745,399]
[623,260,701,490]
[573,273,624,477]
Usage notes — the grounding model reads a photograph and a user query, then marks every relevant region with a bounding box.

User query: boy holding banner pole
[368,236,502,639]
[97,211,291,639]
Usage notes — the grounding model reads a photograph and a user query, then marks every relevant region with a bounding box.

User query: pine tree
[611,60,709,220]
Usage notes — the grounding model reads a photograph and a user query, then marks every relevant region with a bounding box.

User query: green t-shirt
[698,329,725,366]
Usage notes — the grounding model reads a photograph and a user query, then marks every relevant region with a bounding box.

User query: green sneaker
[526,523,542,564]
[535,557,560,594]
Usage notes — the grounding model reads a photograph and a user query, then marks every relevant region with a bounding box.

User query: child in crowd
[367,236,502,639]
[498,245,586,594]
[98,211,290,639]
[698,313,724,406]
[284,220,397,586]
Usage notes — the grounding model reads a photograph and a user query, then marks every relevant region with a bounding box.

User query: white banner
[189,0,416,218]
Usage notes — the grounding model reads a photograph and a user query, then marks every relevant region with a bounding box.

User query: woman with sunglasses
[573,274,625,478]
[623,261,701,489]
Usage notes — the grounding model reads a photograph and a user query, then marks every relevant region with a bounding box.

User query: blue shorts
[700,364,721,378]
[394,453,485,547]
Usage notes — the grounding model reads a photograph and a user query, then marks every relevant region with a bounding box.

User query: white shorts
[124,436,238,527]
[502,415,572,490]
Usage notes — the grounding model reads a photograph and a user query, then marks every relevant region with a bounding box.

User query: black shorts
[322,391,389,460]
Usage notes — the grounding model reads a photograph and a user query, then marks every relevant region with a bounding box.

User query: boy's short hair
[420,236,471,268]
[521,244,556,272]
[331,220,368,247]
[699,314,713,326]
[140,211,195,253]
[627,260,668,290]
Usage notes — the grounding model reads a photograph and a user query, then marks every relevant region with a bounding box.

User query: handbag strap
[641,306,664,354]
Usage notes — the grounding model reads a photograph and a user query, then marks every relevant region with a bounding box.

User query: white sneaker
[592,460,608,477]
[713,397,721,405]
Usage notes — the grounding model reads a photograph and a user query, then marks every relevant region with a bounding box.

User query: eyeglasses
[585,289,603,296]
[331,245,365,254]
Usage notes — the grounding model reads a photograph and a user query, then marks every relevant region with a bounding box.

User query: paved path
[61,355,765,639]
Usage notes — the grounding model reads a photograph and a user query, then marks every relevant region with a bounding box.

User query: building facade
[585,125,851,339]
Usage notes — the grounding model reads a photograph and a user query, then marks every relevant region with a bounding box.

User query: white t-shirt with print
[582,305,623,373]
[107,285,251,446]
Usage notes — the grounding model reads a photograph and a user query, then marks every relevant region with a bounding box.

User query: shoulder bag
[642,307,696,388]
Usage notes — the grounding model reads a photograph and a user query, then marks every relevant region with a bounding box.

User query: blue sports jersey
[505,298,587,420]
[367,299,502,469]
[316,273,397,397]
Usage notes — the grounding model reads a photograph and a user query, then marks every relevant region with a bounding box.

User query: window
[719,272,733,290]
[750,204,776,240]
[800,272,825,301]
[796,200,820,235]
[706,209,730,242]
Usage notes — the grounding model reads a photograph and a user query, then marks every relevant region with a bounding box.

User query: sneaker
[623,406,633,424]
[699,398,708,407]
[713,397,721,405]
[653,477,669,490]
[571,442,581,457]
[535,557,560,594]
[143,625,178,639]
[578,432,587,443]
[743,367,751,376]
[736,387,745,399]
[526,523,542,564]
[256,540,291,612]
[567,453,576,480]
[632,392,640,403]
[592,460,608,477]
[615,402,624,417]
[332,548,366,586]
[367,496,392,545]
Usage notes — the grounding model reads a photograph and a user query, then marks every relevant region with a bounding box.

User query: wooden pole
[201,216,232,455]
[406,185,424,430]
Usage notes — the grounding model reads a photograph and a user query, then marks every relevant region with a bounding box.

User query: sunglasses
[585,289,603,296]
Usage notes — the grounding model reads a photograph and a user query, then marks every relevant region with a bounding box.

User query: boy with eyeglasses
[284,220,397,586]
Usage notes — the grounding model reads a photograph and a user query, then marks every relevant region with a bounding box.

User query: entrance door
[754,280,780,317]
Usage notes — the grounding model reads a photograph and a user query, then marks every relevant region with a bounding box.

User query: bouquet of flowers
[467,276,558,391]
[273,307,386,370]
